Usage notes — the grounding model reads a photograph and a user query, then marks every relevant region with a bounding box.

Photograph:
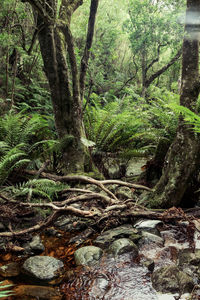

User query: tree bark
[148,0,200,208]
[24,0,98,173]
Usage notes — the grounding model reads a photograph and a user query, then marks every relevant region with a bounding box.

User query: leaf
[81,137,96,147]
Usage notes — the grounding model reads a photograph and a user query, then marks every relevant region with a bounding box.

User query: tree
[148,0,200,208]
[21,0,99,173]
[124,0,183,96]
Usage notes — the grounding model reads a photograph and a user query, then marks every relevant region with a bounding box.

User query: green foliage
[85,87,179,157]
[0,112,57,185]
[84,95,148,153]
[169,103,200,133]
[4,178,69,202]
[0,281,14,298]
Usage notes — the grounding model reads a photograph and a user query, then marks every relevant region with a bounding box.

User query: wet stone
[14,285,62,300]
[94,224,140,248]
[138,231,164,247]
[178,249,200,266]
[74,246,103,266]
[134,219,162,235]
[22,256,64,282]
[152,265,194,294]
[108,238,138,257]
[25,235,45,254]
[0,262,20,277]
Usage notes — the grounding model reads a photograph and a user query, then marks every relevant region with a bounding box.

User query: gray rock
[94,225,140,248]
[138,231,164,247]
[108,238,138,256]
[22,256,64,281]
[178,249,200,266]
[74,246,103,266]
[126,157,147,177]
[55,216,91,232]
[29,235,45,253]
[134,219,162,235]
[152,265,194,294]
[115,186,133,200]
[140,257,155,272]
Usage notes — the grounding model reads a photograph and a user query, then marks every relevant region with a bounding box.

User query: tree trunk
[24,0,98,173]
[148,0,200,208]
[38,22,86,172]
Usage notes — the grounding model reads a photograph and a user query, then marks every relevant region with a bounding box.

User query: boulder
[152,265,194,294]
[94,225,141,248]
[74,246,103,266]
[108,238,138,256]
[22,256,64,282]
[138,231,164,247]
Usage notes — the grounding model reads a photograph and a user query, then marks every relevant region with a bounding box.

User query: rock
[24,235,45,254]
[115,186,133,200]
[22,256,64,282]
[0,262,20,277]
[152,265,194,294]
[74,246,103,266]
[138,231,164,247]
[178,249,200,266]
[55,216,91,232]
[140,257,155,272]
[108,238,138,256]
[94,225,140,248]
[45,228,61,237]
[134,219,162,235]
[126,157,147,177]
[14,285,62,300]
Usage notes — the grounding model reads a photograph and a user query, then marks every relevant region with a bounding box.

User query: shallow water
[61,253,158,300]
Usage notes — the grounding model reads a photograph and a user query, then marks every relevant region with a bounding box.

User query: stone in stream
[134,219,163,236]
[178,249,200,266]
[152,265,194,294]
[74,246,103,266]
[138,231,164,247]
[14,285,62,300]
[22,256,64,282]
[108,238,138,257]
[0,262,20,277]
[94,224,141,248]
[24,235,45,254]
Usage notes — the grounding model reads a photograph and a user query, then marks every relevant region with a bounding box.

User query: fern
[0,147,30,185]
[4,179,69,202]
[169,103,200,133]
[0,281,14,298]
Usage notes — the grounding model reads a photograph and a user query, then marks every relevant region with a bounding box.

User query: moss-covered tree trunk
[23,0,98,173]
[148,0,200,208]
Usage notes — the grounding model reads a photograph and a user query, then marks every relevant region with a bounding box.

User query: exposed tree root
[0,171,197,238]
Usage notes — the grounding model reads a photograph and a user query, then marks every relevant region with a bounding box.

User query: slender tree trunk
[148,0,200,208]
[80,0,99,101]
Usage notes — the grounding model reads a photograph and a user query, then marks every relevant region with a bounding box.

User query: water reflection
[62,253,158,300]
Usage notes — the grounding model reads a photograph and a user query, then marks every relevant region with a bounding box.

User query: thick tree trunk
[38,22,86,172]
[148,0,200,208]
